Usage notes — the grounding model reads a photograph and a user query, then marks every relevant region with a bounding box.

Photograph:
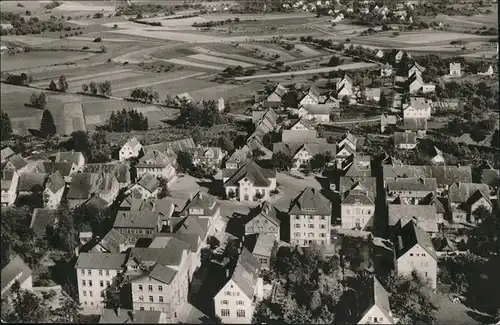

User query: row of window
[292,239,326,245]
[82,290,104,298]
[294,224,327,229]
[138,307,170,314]
[138,295,164,303]
[221,309,246,317]
[138,284,163,292]
[121,228,153,235]
[294,215,325,220]
[82,280,110,287]
[343,208,372,215]
[409,253,426,257]
[224,291,240,297]
[221,300,245,305]
[80,269,110,276]
[293,232,327,238]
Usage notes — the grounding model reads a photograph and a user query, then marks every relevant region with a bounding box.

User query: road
[235,62,377,80]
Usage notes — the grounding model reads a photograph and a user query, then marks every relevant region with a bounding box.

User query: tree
[157,177,171,199]
[5,285,51,323]
[379,92,389,109]
[176,151,195,173]
[329,55,343,67]
[470,123,487,144]
[217,134,234,153]
[98,80,112,97]
[30,92,47,109]
[81,83,89,94]
[52,296,82,323]
[58,75,68,92]
[48,80,58,91]
[1,112,13,140]
[252,148,266,160]
[64,131,91,158]
[341,95,350,105]
[272,151,294,171]
[89,81,98,96]
[40,109,56,137]
[54,200,77,254]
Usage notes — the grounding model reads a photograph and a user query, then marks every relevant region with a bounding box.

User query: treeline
[98,109,148,132]
[192,17,241,28]
[81,81,112,97]
[130,87,159,103]
[3,72,33,85]
[128,18,162,26]
[116,3,175,16]
[0,13,66,35]
[47,75,68,92]
[221,65,256,77]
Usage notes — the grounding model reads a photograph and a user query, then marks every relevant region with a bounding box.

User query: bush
[93,37,102,42]
[82,46,89,50]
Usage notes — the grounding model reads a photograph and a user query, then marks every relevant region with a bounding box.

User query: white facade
[292,147,313,170]
[225,177,277,202]
[76,267,121,312]
[449,63,461,76]
[214,278,263,324]
[402,105,431,120]
[43,186,64,209]
[136,164,176,182]
[119,140,143,161]
[1,171,19,207]
[126,182,159,200]
[397,142,417,150]
[396,244,437,289]
[299,94,319,106]
[290,214,331,246]
[422,84,435,93]
[341,203,375,230]
[358,305,394,324]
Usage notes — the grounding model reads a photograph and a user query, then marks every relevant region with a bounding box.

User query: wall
[289,214,331,246]
[397,245,437,289]
[76,267,119,312]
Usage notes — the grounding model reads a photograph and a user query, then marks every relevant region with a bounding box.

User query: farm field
[354,31,493,46]
[1,51,98,72]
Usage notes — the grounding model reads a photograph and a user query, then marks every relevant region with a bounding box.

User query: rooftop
[289,187,331,215]
[75,252,126,270]
[1,255,32,296]
[395,220,437,261]
[99,308,162,323]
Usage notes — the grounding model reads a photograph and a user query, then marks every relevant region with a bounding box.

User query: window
[425,272,428,277]
[82,280,86,287]
[87,270,92,276]
[158,285,163,292]
[106,281,110,287]
[308,224,314,229]
[159,296,164,303]
[422,253,426,256]
[140,307,144,311]
[368,317,372,321]
[294,232,300,237]
[100,292,105,298]
[236,292,240,296]
[89,291,93,297]
[294,224,301,228]
[410,253,413,256]
[148,285,153,292]
[225,291,231,296]
[149,296,153,302]
[237,310,246,318]
[81,269,85,276]
[100,281,104,287]
[88,280,93,287]
[320,233,326,238]
[308,232,314,237]
[221,309,230,317]
[83,290,87,296]
[221,300,229,305]
[150,307,154,311]
[138,285,143,292]
[99,270,103,276]
[139,296,144,302]
[236,300,244,305]
[320,224,326,229]
[105,270,110,276]
[295,215,300,220]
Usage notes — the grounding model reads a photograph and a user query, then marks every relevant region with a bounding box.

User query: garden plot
[160,58,226,70]
[193,46,268,65]
[0,1,45,14]
[112,71,205,94]
[294,44,323,57]
[187,53,254,68]
[60,102,86,135]
[238,43,297,61]
[108,29,219,42]
[31,68,135,88]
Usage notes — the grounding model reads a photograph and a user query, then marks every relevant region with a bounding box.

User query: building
[408,62,425,78]
[217,97,225,112]
[394,221,438,289]
[338,132,357,151]
[90,229,130,254]
[449,62,461,76]
[135,150,176,184]
[373,49,384,58]
[83,163,132,189]
[244,234,276,270]
[126,174,161,200]
[99,308,168,323]
[380,64,392,77]
[243,201,281,240]
[364,88,381,102]
[181,191,221,236]
[402,97,432,120]
[224,145,252,169]
[393,50,406,63]
[113,210,162,243]
[448,182,492,223]
[265,84,287,106]
[29,208,58,237]
[75,253,127,312]
[54,151,85,171]
[125,237,191,321]
[289,187,331,246]
[393,132,417,150]
[298,85,321,106]
[43,171,66,208]
[356,277,396,324]
[223,161,277,202]
[281,129,320,144]
[189,147,226,169]
[385,178,437,204]
[0,147,15,164]
[119,137,143,161]
[408,74,434,94]
[214,248,263,324]
[388,204,438,234]
[35,161,78,183]
[67,172,119,209]
[477,64,494,76]
[341,189,375,230]
[2,154,29,174]
[273,142,336,171]
[1,170,19,206]
[287,118,315,131]
[343,157,372,178]
[1,255,33,299]
[430,146,445,165]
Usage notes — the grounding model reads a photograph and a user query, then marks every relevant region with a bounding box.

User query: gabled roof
[358,277,394,324]
[448,182,490,204]
[113,210,159,229]
[287,118,315,130]
[1,147,15,162]
[344,157,371,177]
[389,204,438,233]
[409,61,425,73]
[404,97,431,112]
[99,308,163,324]
[342,190,374,205]
[36,161,74,177]
[272,83,287,98]
[83,163,131,184]
[6,154,28,171]
[419,193,447,214]
[467,189,491,206]
[386,178,437,192]
[119,195,155,211]
[245,201,281,227]
[289,187,331,215]
[75,253,126,270]
[174,216,209,240]
[395,220,437,261]
[223,161,276,187]
[300,85,320,101]
[393,132,417,146]
[339,177,377,199]
[45,171,66,194]
[136,150,172,169]
[96,229,128,253]
[155,232,201,253]
[1,255,32,296]
[143,138,195,154]
[67,173,99,199]
[292,143,337,158]
[54,151,83,165]
[183,191,219,216]
[245,233,276,257]
[137,174,160,193]
[17,173,48,192]
[340,132,357,146]
[383,165,472,188]
[300,104,331,115]
[226,145,252,164]
[123,137,142,151]
[230,248,261,300]
[1,170,15,190]
[30,208,58,236]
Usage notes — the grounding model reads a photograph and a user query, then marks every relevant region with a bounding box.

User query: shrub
[93,37,102,42]
[82,46,89,50]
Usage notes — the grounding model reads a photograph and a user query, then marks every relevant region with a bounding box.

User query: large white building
[223,161,277,202]
[119,137,143,161]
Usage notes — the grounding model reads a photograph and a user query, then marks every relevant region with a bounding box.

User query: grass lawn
[434,292,493,325]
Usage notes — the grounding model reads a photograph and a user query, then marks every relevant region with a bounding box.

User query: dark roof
[1,170,15,190]
[245,201,281,227]
[37,161,74,177]
[342,190,374,205]
[289,187,331,215]
[386,178,437,192]
[75,253,126,270]
[395,221,437,260]
[83,163,131,184]
[155,232,201,252]
[29,208,58,236]
[448,182,490,204]
[403,118,427,131]
[419,193,447,214]
[183,191,219,216]
[282,130,320,144]
[246,233,276,257]
[113,210,159,229]
[344,157,371,177]
[45,171,66,193]
[17,173,48,192]
[287,118,315,130]
[1,255,32,296]
[389,204,438,233]
[383,165,472,188]
[136,150,172,169]
[85,194,111,210]
[99,308,162,324]
[174,216,209,240]
[67,173,96,199]
[54,151,83,165]
[143,138,195,154]
[467,189,491,206]
[96,229,128,253]
[339,177,377,199]
[137,174,160,193]
[7,154,28,170]
[223,161,276,187]
[230,248,261,299]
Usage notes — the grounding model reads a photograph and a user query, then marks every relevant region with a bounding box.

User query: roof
[405,97,431,111]
[223,161,276,187]
[174,216,209,240]
[75,253,126,270]
[99,308,162,323]
[1,255,33,296]
[272,84,287,98]
[1,170,15,190]
[300,104,331,115]
[155,232,201,252]
[129,238,190,272]
[226,145,252,164]
[344,157,371,177]
[137,174,160,193]
[29,208,58,236]
[113,210,159,229]
[246,201,281,227]
[389,204,438,233]
[419,193,447,214]
[403,118,428,131]
[123,137,142,151]
[287,118,315,130]
[339,177,377,198]
[386,178,437,192]
[230,248,261,299]
[358,277,394,323]
[96,229,128,253]
[176,92,193,102]
[395,220,437,261]
[409,61,425,73]
[183,191,219,216]
[143,138,195,154]
[67,173,98,199]
[467,189,491,206]
[289,187,331,215]
[136,150,172,169]
[36,161,74,177]
[481,169,499,188]
[301,85,320,101]
[83,163,131,184]
[1,147,15,162]
[45,171,66,193]
[393,132,417,146]
[247,234,276,257]
[364,88,381,99]
[282,130,321,144]
[383,165,472,188]
[448,182,490,204]
[6,154,28,171]
[342,190,374,205]
[54,151,83,165]
[341,132,357,146]
[17,173,48,192]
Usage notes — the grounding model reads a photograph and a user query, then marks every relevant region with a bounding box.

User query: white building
[126,174,160,200]
[43,171,66,208]
[402,97,432,120]
[357,277,396,324]
[119,137,143,161]
[1,170,19,207]
[1,255,33,299]
[297,104,331,122]
[223,161,277,202]
[449,62,461,76]
[341,189,375,230]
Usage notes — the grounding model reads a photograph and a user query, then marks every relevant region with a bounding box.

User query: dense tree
[64,131,91,158]
[470,123,487,144]
[53,200,77,254]
[30,92,47,109]
[81,83,89,94]
[379,92,389,110]
[58,75,68,92]
[177,100,226,128]
[98,80,112,97]
[48,80,58,91]
[157,177,171,199]
[89,81,98,96]
[310,151,333,172]
[1,111,13,140]
[101,109,148,132]
[40,109,56,137]
[176,151,195,173]
[5,284,51,323]
[217,134,234,153]
[328,55,343,67]
[52,295,82,323]
[271,151,294,171]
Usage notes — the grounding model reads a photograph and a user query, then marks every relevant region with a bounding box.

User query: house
[54,151,85,171]
[336,132,357,167]
[380,114,398,133]
[344,156,372,178]
[402,97,432,120]
[113,210,162,243]
[127,174,161,200]
[119,137,143,161]
[99,308,168,323]
[214,248,263,324]
[341,189,375,230]
[189,147,226,169]
[373,49,384,58]
[389,204,438,234]
[282,129,320,144]
[174,93,193,106]
[292,142,336,170]
[181,191,221,236]
[289,187,331,246]
[243,201,281,240]
[143,138,195,155]
[244,234,276,270]
[1,255,33,300]
[380,64,392,77]
[364,88,381,102]
[297,104,331,122]
[403,118,428,137]
[338,132,357,151]
[16,172,48,197]
[43,171,66,208]
[331,12,344,21]
[385,178,437,204]
[298,85,321,106]
[125,237,191,321]
[90,229,130,254]
[477,64,494,76]
[1,170,19,206]
[449,62,461,76]
[430,146,445,165]
[408,74,435,94]
[339,177,377,201]
[29,208,58,236]
[83,163,132,189]
[217,97,225,112]
[75,252,127,312]
[394,220,438,289]
[393,132,417,150]
[287,117,315,131]
[448,182,491,223]
[225,146,252,169]
[135,150,176,184]
[265,83,287,106]
[408,62,425,78]
[2,154,29,174]
[35,161,77,182]
[419,193,447,224]
[321,93,341,108]
[253,108,278,133]
[356,277,396,324]
[67,172,119,209]
[223,161,277,202]
[1,147,15,163]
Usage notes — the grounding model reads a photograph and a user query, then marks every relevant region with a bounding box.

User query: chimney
[226,268,230,279]
[397,235,403,250]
